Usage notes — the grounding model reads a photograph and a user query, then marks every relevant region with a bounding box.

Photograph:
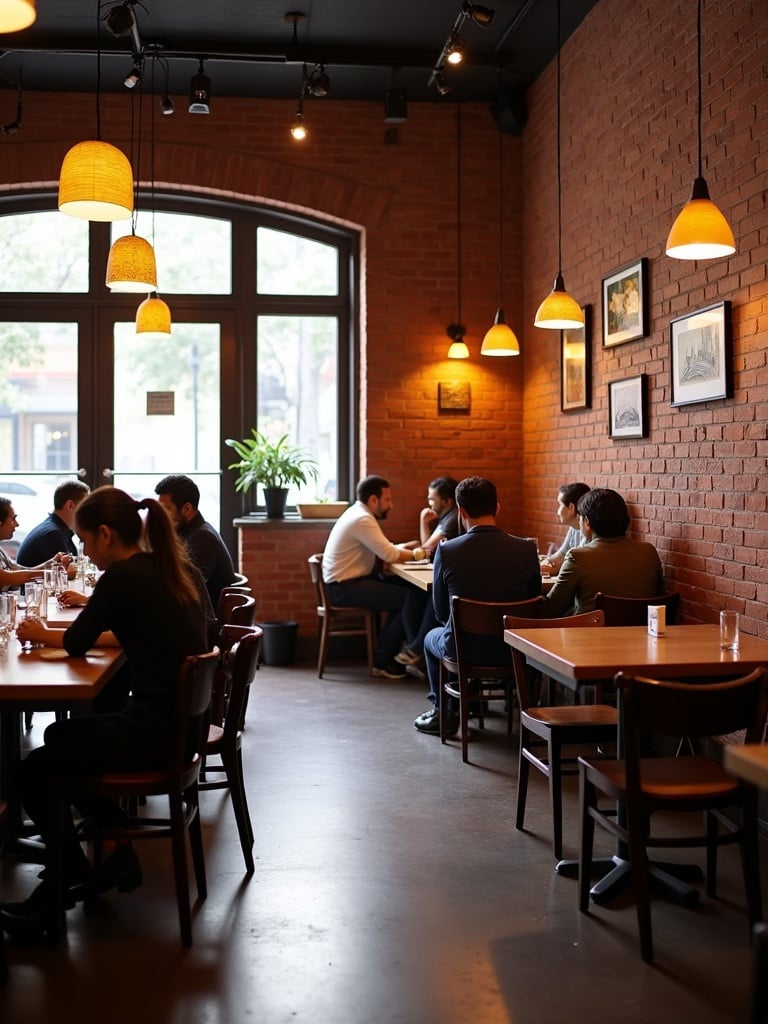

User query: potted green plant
[225,430,318,519]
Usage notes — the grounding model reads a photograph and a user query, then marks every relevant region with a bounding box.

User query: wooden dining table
[0,639,125,846]
[390,563,555,594]
[504,622,768,903]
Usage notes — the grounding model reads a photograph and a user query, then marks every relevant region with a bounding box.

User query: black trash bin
[257,620,298,666]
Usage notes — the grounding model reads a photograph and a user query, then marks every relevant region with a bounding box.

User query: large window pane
[257,315,338,502]
[0,212,89,292]
[257,227,338,295]
[113,322,223,529]
[112,211,232,294]
[0,321,79,553]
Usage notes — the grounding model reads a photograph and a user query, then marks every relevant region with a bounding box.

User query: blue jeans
[326,574,408,666]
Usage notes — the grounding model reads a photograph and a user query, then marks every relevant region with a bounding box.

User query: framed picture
[609,373,647,439]
[438,381,470,412]
[602,257,648,348]
[561,305,592,411]
[670,300,732,407]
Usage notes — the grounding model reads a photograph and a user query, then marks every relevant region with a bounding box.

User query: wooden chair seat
[505,609,617,860]
[579,667,768,963]
[308,553,376,677]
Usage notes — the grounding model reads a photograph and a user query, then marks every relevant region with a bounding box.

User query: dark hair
[0,498,12,525]
[53,480,90,510]
[155,474,200,510]
[558,482,590,508]
[357,475,389,504]
[429,476,458,502]
[455,476,497,518]
[576,488,630,538]
[75,486,200,604]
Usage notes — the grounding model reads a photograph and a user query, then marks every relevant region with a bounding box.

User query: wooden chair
[439,595,544,763]
[594,591,681,627]
[49,650,220,947]
[307,553,376,677]
[579,667,768,962]
[752,922,768,1024]
[504,609,617,860]
[232,572,249,588]
[200,626,262,874]
[217,590,256,629]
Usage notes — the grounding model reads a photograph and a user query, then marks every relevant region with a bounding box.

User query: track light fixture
[123,57,142,89]
[307,63,330,98]
[428,2,495,94]
[290,63,308,141]
[189,58,210,114]
[161,93,174,115]
[158,56,173,115]
[1,70,22,136]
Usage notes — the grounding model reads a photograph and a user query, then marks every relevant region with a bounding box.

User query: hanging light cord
[95,2,102,139]
[695,0,703,179]
[456,103,462,329]
[496,127,503,305]
[555,0,562,277]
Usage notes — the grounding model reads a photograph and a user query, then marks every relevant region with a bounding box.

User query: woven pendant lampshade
[58,140,134,222]
[136,293,172,338]
[106,234,157,292]
[0,0,36,32]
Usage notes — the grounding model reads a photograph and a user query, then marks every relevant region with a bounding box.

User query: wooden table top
[723,744,768,790]
[44,603,84,629]
[0,642,124,704]
[504,623,768,690]
[389,562,434,591]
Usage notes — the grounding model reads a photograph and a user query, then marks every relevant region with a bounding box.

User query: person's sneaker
[372,661,408,679]
[405,660,426,680]
[394,647,422,666]
[413,707,459,735]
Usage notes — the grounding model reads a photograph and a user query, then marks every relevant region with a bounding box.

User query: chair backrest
[218,592,256,628]
[232,571,249,588]
[616,668,768,786]
[503,609,606,709]
[451,595,544,675]
[172,649,220,783]
[751,922,768,1024]
[594,591,680,627]
[308,553,327,610]
[222,626,263,738]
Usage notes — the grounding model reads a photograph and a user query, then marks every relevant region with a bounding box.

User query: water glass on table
[0,594,13,653]
[719,610,739,651]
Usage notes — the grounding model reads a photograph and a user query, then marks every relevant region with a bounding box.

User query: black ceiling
[0,0,599,106]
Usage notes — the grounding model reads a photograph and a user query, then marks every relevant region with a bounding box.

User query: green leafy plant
[225,430,318,493]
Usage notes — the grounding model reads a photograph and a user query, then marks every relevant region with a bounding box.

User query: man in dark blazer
[414,476,542,736]
[542,487,664,617]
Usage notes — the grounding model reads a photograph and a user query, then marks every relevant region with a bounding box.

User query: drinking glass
[0,594,12,653]
[23,583,43,622]
[719,610,739,651]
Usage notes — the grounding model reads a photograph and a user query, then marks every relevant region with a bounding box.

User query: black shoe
[413,708,459,736]
[372,661,407,679]
[69,844,143,903]
[0,881,70,943]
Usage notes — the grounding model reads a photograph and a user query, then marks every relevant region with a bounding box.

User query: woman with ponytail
[1,486,213,941]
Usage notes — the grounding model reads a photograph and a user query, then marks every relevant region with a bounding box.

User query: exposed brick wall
[0,0,765,640]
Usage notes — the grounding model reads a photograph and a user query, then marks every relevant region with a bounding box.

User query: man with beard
[322,475,425,679]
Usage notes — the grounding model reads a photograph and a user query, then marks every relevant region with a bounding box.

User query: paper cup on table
[647,605,666,637]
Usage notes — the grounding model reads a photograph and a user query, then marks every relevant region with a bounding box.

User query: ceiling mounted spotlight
[161,93,174,115]
[123,58,142,89]
[189,59,210,114]
[102,1,142,54]
[445,32,465,66]
[428,2,495,93]
[464,2,494,28]
[433,71,451,96]
[307,64,330,98]
[290,62,308,141]
[158,55,174,115]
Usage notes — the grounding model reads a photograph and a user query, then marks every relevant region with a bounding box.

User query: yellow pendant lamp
[136,292,172,338]
[665,0,735,260]
[106,233,158,292]
[446,106,470,359]
[58,139,134,222]
[447,324,469,359]
[482,129,520,356]
[0,0,35,33]
[534,0,584,331]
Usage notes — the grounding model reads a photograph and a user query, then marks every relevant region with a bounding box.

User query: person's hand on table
[16,618,54,646]
[59,588,88,607]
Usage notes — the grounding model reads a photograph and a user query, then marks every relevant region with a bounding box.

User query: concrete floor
[0,659,764,1024]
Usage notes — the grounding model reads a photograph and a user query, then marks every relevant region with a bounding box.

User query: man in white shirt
[323,475,426,679]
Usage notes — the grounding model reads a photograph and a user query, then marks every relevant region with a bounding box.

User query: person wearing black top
[154,474,236,610]
[0,486,211,942]
[16,480,89,566]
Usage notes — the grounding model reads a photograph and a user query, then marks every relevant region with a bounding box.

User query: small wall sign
[146,391,175,416]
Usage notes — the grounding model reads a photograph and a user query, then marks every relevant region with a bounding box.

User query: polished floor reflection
[1,661,764,1023]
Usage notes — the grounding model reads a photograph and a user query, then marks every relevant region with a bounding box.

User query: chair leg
[225,747,255,874]
[578,768,595,914]
[439,663,447,745]
[706,810,718,898]
[317,617,330,678]
[169,794,195,948]
[548,735,564,860]
[740,795,764,928]
[515,734,530,833]
[627,811,654,963]
[460,682,470,763]
[365,613,376,675]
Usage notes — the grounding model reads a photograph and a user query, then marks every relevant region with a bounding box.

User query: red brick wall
[1,0,766,642]
[523,0,768,635]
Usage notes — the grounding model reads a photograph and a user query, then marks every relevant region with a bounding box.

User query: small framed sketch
[670,300,732,407]
[602,257,649,348]
[561,305,591,411]
[609,373,647,439]
[438,381,471,413]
